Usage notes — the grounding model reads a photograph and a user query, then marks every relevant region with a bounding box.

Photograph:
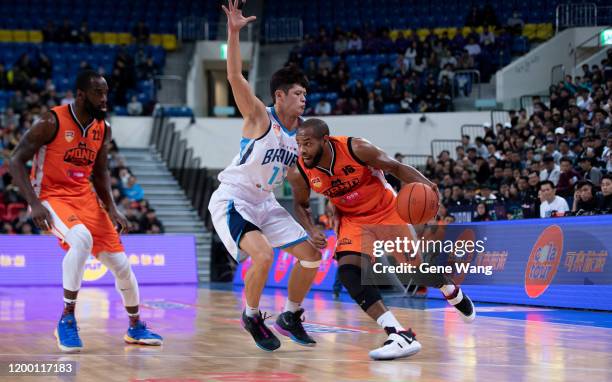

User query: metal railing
[399,154,430,170]
[460,124,486,141]
[264,18,303,42]
[431,139,462,160]
[550,64,565,86]
[178,17,257,41]
[150,110,218,226]
[556,3,597,33]
[490,109,512,128]
[520,94,551,115]
[453,70,481,99]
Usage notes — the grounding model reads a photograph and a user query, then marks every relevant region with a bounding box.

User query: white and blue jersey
[209,107,309,261]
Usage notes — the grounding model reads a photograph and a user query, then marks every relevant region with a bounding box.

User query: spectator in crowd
[61,90,75,105]
[314,99,332,115]
[599,174,612,210]
[572,180,598,213]
[539,180,569,218]
[140,209,165,234]
[540,155,561,185]
[132,21,150,45]
[557,157,580,198]
[472,202,491,221]
[127,96,143,116]
[579,157,602,185]
[123,176,144,202]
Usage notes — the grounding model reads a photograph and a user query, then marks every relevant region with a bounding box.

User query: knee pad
[300,259,322,268]
[98,252,140,307]
[65,224,93,253]
[337,264,381,311]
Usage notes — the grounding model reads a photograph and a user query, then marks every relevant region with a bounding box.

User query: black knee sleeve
[337,264,382,312]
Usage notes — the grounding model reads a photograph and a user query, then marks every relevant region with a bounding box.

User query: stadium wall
[496,26,602,107]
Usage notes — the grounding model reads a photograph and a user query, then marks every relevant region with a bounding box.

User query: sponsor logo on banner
[274,250,294,282]
[314,235,337,285]
[525,225,563,298]
[83,255,108,281]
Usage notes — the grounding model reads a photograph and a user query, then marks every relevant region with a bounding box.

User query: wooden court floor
[1,285,611,382]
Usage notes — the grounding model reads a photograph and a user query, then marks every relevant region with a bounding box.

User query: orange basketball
[396,183,439,224]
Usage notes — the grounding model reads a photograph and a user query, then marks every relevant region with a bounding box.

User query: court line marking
[0,353,609,372]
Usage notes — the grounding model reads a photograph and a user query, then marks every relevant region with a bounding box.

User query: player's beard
[304,144,324,169]
[84,97,107,121]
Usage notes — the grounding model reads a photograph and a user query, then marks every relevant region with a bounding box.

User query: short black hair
[560,156,572,164]
[269,65,308,102]
[538,180,554,190]
[602,174,612,182]
[298,118,330,139]
[76,69,104,92]
[576,179,593,190]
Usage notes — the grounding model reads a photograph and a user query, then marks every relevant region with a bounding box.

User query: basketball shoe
[124,321,163,345]
[445,286,476,323]
[274,309,316,346]
[369,327,421,360]
[241,310,281,351]
[54,313,83,353]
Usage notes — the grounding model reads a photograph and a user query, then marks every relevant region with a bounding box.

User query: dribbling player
[289,119,476,360]
[208,0,322,351]
[9,70,162,353]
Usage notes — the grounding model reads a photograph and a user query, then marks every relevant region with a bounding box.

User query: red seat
[0,204,5,222]
[4,203,26,222]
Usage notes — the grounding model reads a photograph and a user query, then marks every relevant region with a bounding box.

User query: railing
[431,139,462,160]
[550,64,565,86]
[264,18,303,42]
[399,154,429,170]
[556,3,597,33]
[490,109,512,128]
[178,17,257,41]
[520,94,551,115]
[453,70,481,98]
[154,75,185,106]
[150,109,217,226]
[460,124,486,141]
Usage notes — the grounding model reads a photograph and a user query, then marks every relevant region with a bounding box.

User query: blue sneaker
[54,313,83,353]
[124,321,163,346]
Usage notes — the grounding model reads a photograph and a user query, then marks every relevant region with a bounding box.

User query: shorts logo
[67,215,78,222]
[338,238,352,246]
[524,225,563,298]
[311,177,322,189]
[65,130,75,143]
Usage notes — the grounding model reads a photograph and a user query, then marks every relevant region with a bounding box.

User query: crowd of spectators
[399,50,612,221]
[287,7,529,116]
[0,109,163,234]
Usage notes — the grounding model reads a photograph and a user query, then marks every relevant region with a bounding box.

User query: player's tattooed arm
[287,166,327,249]
[222,0,268,139]
[350,137,437,189]
[92,124,128,233]
[8,112,57,231]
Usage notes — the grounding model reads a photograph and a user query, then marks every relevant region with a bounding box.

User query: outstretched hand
[222,0,257,34]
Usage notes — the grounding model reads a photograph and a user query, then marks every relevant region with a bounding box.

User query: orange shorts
[41,195,124,256]
[335,206,419,263]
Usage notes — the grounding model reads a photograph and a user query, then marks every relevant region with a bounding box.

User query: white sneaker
[369,328,422,361]
[446,287,476,323]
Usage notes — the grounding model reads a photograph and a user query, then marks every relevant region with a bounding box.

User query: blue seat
[383,103,400,114]
[325,92,338,104]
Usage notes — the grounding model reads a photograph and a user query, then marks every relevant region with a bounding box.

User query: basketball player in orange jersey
[9,70,162,353]
[288,118,476,360]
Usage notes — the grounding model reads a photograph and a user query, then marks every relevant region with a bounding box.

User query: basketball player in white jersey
[208,0,324,351]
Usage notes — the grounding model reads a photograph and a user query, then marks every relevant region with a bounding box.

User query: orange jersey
[297,136,396,223]
[31,104,107,200]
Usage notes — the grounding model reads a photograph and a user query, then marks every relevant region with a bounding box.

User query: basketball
[396,183,439,224]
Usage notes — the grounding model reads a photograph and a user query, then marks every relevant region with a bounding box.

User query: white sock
[245,304,259,318]
[376,311,405,332]
[63,297,77,305]
[440,284,457,297]
[284,299,301,313]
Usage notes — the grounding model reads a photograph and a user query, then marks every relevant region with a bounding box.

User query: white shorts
[208,184,309,262]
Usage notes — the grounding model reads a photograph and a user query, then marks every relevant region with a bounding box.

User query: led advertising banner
[0,235,198,285]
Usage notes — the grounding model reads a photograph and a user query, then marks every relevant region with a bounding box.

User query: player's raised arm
[222,0,268,138]
[92,123,128,233]
[287,166,327,249]
[8,112,57,231]
[350,138,437,189]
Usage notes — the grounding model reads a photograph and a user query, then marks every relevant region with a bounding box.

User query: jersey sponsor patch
[63,142,96,166]
[65,130,75,143]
